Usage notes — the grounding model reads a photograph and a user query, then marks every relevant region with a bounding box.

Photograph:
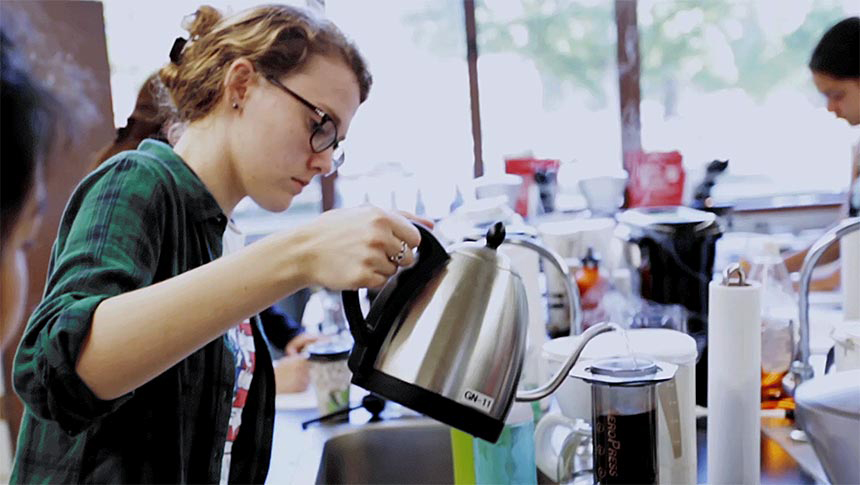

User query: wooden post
[0,0,116,446]
[310,0,336,211]
[614,0,642,172]
[321,173,336,211]
[464,0,484,178]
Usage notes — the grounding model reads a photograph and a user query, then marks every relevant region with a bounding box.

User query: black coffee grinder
[617,206,723,405]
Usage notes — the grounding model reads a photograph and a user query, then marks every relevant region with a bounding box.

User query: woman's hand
[288,206,424,290]
[285,333,318,355]
[398,211,434,230]
[274,354,311,393]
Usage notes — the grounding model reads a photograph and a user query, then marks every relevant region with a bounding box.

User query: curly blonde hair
[159,4,371,122]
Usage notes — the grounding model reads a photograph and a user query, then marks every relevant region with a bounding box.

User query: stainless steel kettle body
[343,222,615,442]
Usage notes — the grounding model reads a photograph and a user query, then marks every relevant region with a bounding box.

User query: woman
[784,16,860,290]
[95,72,318,394]
[13,5,422,483]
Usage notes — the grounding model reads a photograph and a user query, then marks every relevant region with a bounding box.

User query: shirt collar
[137,139,226,223]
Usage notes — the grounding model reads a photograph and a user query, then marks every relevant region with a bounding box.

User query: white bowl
[578,175,627,216]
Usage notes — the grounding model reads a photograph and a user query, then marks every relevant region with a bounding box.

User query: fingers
[366,250,399,279]
[398,211,435,230]
[396,244,416,267]
[365,208,419,272]
[300,206,432,291]
[285,333,320,355]
[384,211,421,249]
[360,273,390,289]
[274,354,310,393]
[378,210,425,268]
[382,238,416,267]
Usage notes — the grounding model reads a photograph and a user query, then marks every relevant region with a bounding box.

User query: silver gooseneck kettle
[343,222,617,443]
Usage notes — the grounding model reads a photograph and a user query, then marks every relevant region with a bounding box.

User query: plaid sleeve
[13,157,169,436]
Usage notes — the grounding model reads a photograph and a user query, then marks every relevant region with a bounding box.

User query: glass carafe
[571,356,677,485]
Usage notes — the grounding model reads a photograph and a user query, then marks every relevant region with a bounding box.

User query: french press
[570,356,678,485]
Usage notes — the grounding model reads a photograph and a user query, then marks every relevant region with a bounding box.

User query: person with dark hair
[0,31,57,349]
[784,16,860,289]
[809,16,860,218]
[809,16,860,126]
[0,28,62,482]
[12,5,427,483]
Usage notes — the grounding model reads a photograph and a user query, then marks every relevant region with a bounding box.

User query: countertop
[267,386,417,484]
[266,394,829,484]
[265,297,844,484]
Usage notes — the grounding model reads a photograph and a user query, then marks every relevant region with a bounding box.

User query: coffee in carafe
[594,409,657,483]
[571,356,677,485]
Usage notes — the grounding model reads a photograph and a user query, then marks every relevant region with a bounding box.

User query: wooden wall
[1,0,115,444]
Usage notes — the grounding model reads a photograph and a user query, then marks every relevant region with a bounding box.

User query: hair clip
[169,37,188,64]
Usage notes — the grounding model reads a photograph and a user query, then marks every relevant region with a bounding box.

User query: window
[102,0,318,232]
[103,0,306,128]
[414,0,625,203]
[103,0,860,218]
[475,1,622,176]
[638,0,859,200]
[325,0,474,218]
[416,0,860,203]
[102,0,474,219]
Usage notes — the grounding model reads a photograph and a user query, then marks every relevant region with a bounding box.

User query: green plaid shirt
[12,139,275,484]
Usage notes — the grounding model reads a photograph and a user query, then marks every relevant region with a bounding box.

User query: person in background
[784,16,860,291]
[0,32,57,350]
[91,73,172,168]
[12,5,426,483]
[0,29,62,483]
[93,73,319,393]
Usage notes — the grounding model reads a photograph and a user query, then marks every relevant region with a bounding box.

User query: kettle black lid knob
[485,221,506,250]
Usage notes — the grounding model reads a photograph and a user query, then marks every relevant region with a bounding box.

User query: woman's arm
[77,206,420,400]
[808,265,841,292]
[784,240,841,273]
[77,232,311,400]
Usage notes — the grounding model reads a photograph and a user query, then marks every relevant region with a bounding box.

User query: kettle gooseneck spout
[515,321,620,402]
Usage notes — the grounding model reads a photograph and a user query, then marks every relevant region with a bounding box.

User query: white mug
[541,336,592,422]
[534,412,592,483]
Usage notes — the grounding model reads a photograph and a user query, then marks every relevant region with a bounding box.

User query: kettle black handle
[342,289,371,345]
[342,223,450,345]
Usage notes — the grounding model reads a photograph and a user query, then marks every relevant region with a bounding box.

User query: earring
[232,101,239,110]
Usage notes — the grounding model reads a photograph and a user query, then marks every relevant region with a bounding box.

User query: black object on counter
[534,168,558,214]
[301,394,387,430]
[691,159,729,213]
[618,206,723,405]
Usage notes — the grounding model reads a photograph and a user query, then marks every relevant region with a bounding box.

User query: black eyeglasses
[265,76,344,175]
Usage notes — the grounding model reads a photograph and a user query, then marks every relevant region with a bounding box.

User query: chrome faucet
[791,217,860,386]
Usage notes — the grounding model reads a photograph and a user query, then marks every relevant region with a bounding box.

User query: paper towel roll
[707,278,762,485]
[842,230,860,320]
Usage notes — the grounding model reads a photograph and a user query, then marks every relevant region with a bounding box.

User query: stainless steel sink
[314,419,454,484]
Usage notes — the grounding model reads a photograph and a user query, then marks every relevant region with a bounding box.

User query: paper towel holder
[722,263,749,286]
